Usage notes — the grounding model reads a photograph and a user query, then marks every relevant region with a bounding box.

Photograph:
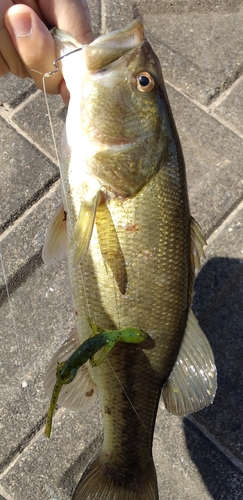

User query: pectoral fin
[42,203,67,266]
[44,328,97,412]
[162,309,217,415]
[72,194,100,265]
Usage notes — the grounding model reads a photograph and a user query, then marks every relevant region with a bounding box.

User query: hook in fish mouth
[44,47,84,78]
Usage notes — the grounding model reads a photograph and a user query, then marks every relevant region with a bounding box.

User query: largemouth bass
[43,19,217,500]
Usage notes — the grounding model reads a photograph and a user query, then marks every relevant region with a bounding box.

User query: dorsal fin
[190,216,206,272]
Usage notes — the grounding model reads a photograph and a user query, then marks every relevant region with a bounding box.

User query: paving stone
[192,202,243,315]
[191,205,243,462]
[214,77,243,137]
[206,202,243,261]
[0,74,36,108]
[193,262,243,462]
[134,0,242,14]
[11,92,65,158]
[166,85,243,236]
[0,260,73,469]
[182,418,243,500]
[87,0,101,38]
[0,117,59,233]
[0,405,103,500]
[0,183,61,291]
[101,0,135,31]
[137,4,243,104]
[1,398,243,499]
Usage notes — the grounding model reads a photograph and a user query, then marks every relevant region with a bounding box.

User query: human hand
[0,0,93,102]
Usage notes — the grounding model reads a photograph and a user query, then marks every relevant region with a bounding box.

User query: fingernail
[9,14,32,37]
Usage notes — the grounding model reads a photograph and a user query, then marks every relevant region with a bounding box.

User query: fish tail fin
[73,455,159,500]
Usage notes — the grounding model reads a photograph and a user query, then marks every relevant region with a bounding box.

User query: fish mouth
[91,19,144,48]
[83,19,145,71]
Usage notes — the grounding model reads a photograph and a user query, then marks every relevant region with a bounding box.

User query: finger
[0,0,28,76]
[0,23,29,77]
[38,0,93,44]
[60,79,70,106]
[5,4,63,93]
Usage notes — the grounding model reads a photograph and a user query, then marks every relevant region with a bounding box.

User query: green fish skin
[43,19,217,500]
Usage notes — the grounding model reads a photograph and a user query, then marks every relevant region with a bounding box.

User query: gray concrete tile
[182,418,243,500]
[193,261,243,462]
[0,405,103,500]
[0,183,61,291]
[214,77,243,137]
[0,117,59,233]
[0,260,73,469]
[101,0,135,31]
[137,4,243,104]
[191,205,243,461]
[87,0,101,38]
[11,93,65,158]
[206,202,243,261]
[0,74,36,108]
[134,0,242,14]
[1,398,243,499]
[166,85,243,237]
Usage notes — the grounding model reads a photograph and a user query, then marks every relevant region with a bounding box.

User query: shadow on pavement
[185,257,243,498]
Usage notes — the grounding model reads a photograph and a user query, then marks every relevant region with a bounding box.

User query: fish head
[79,20,169,197]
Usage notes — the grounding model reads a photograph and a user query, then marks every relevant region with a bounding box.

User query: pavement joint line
[209,72,243,112]
[207,197,243,247]
[0,172,60,236]
[165,79,243,141]
[186,415,243,474]
[0,485,13,500]
[205,192,243,242]
[0,409,64,480]
[0,180,60,244]
[209,110,243,141]
[100,0,106,33]
[0,89,41,120]
[0,109,59,168]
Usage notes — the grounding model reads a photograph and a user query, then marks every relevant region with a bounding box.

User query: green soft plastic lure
[45,321,147,438]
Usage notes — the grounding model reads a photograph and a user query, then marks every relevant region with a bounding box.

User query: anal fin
[162,309,217,415]
[44,328,97,412]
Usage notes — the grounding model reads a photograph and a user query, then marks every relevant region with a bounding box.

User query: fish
[43,19,217,500]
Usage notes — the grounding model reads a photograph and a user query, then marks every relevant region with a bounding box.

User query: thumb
[5,4,62,94]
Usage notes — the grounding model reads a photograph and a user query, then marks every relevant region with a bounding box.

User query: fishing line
[43,46,146,429]
[0,253,31,426]
[39,47,92,320]
[106,357,148,432]
[112,274,121,329]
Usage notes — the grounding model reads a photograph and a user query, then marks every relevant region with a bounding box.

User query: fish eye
[136,72,155,92]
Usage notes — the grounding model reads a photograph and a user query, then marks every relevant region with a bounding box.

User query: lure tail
[73,454,159,500]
